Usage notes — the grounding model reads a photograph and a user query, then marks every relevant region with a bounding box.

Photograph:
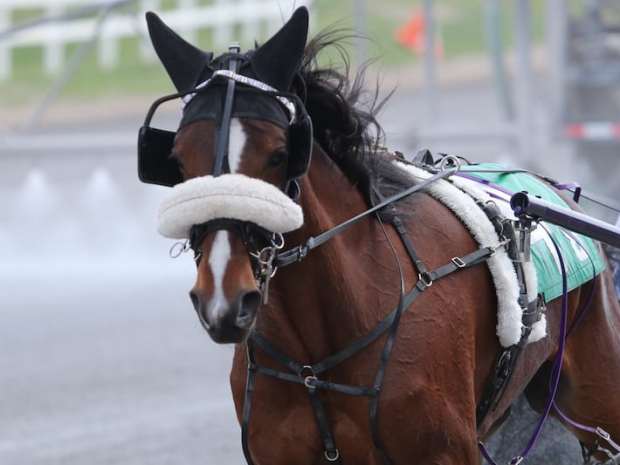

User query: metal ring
[304,376,318,389]
[252,247,275,265]
[271,233,285,250]
[324,449,340,462]
[451,256,466,268]
[169,240,189,259]
[299,365,315,378]
[439,154,461,172]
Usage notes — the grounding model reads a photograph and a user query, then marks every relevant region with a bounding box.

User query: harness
[139,49,620,465]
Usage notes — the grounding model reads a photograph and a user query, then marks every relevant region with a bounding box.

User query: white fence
[0,0,311,80]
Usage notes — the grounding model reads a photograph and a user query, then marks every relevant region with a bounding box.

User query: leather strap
[241,341,257,465]
[391,215,430,277]
[213,50,240,176]
[275,168,458,268]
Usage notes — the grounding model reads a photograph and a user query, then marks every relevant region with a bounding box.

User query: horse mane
[292,29,414,208]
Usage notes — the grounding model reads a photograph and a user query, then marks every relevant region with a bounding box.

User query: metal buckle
[597,427,612,442]
[418,272,433,288]
[324,449,340,462]
[510,456,524,465]
[451,256,466,268]
[489,239,510,256]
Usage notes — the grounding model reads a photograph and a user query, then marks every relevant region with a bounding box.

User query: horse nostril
[189,290,200,312]
[236,290,261,328]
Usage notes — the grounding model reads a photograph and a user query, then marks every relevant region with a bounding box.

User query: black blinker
[137,126,182,187]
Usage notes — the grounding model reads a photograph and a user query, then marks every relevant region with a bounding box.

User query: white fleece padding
[394,162,546,347]
[158,174,304,239]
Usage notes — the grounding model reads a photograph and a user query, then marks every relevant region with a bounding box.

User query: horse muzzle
[190,289,262,343]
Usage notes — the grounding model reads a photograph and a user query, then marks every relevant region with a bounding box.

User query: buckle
[418,272,433,289]
[596,427,612,442]
[451,256,466,268]
[510,456,524,465]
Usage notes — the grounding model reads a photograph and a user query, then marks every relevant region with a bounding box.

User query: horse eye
[267,150,287,168]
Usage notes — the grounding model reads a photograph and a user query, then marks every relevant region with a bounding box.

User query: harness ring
[324,449,340,462]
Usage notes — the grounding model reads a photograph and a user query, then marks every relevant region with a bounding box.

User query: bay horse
[139,7,620,465]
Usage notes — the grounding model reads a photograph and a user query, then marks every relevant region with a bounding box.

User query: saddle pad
[395,162,544,347]
[458,163,606,302]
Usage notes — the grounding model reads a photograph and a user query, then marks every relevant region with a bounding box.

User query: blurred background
[1,1,619,464]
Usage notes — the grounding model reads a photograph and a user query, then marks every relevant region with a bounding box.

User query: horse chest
[248,400,376,465]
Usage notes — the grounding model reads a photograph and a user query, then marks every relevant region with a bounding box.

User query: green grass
[0,0,549,106]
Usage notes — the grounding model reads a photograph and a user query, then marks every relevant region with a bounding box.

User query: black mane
[291,30,414,206]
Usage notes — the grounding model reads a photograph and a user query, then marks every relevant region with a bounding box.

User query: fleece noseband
[157,174,304,239]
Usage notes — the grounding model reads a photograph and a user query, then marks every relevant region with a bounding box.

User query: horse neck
[261,145,398,361]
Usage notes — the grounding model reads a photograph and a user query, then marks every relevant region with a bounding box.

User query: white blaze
[208,230,231,321]
[205,120,245,322]
[228,118,246,174]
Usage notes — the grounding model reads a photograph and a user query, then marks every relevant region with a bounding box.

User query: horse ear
[146,12,213,93]
[251,7,309,91]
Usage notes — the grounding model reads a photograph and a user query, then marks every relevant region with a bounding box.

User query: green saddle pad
[460,163,606,302]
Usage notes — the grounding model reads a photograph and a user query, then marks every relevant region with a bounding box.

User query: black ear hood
[146,11,213,93]
[146,7,308,93]
[250,7,309,91]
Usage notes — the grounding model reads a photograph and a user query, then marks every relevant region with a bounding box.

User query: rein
[274,166,458,268]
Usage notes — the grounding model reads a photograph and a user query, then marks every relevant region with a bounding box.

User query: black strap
[369,288,406,465]
[213,51,240,176]
[391,215,430,278]
[307,387,343,464]
[276,168,457,268]
[241,342,257,465]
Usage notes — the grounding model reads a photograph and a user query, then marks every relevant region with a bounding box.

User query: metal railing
[0,0,309,79]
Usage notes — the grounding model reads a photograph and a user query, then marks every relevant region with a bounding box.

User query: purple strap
[479,441,500,465]
[550,181,581,191]
[513,229,569,461]
[553,402,620,454]
[455,172,516,198]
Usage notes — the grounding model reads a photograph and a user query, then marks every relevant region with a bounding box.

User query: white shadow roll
[158,174,304,239]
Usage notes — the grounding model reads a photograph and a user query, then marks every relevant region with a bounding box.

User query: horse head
[140,8,311,343]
